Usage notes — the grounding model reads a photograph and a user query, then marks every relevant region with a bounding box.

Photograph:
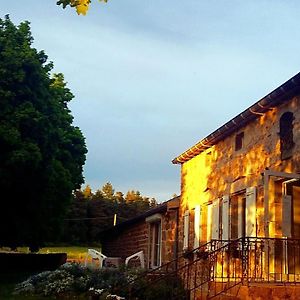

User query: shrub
[14,262,187,299]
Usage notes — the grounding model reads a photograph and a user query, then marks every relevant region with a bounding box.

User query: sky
[1,1,300,201]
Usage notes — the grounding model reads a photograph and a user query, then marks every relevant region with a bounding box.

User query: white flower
[94,288,104,295]
[106,294,125,300]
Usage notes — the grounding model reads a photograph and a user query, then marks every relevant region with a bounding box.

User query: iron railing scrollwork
[126,237,300,300]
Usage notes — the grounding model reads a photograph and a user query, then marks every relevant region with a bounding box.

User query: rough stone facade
[177,95,300,254]
[172,73,300,298]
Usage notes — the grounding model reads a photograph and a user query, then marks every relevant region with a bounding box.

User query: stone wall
[102,220,148,264]
[101,208,178,268]
[178,95,300,253]
[236,285,300,300]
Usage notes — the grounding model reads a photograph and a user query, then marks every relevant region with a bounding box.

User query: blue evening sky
[1,1,300,201]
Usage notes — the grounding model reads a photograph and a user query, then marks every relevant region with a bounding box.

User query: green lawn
[39,246,101,261]
[1,245,101,261]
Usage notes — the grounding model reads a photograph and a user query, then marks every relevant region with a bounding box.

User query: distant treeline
[60,183,157,245]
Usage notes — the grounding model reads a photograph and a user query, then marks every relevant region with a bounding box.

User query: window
[280,112,294,160]
[149,221,161,268]
[235,132,244,151]
[230,192,246,239]
[146,214,162,268]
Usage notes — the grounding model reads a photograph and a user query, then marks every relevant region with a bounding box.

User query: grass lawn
[1,245,102,261]
[39,246,101,261]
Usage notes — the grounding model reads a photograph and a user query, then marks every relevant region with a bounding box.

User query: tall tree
[0,16,87,250]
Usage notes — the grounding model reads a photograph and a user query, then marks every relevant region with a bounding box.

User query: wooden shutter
[282,195,292,238]
[183,210,190,250]
[194,205,201,249]
[246,187,257,237]
[222,196,230,241]
[212,199,220,240]
[207,204,212,242]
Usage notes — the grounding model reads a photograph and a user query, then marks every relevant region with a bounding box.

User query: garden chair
[125,250,145,269]
[84,248,107,268]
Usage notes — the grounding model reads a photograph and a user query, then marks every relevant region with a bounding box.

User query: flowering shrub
[14,263,141,299]
[14,262,186,299]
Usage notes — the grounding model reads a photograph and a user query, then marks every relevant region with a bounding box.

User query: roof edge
[172,72,300,164]
[99,196,180,239]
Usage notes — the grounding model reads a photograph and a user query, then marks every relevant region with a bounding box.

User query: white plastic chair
[84,249,107,268]
[125,250,145,269]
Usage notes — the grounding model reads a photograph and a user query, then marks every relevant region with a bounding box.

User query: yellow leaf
[76,5,88,15]
[75,0,90,15]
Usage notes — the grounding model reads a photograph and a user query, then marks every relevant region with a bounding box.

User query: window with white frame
[146,214,162,268]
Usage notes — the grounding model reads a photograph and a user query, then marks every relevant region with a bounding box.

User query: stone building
[170,72,300,299]
[101,196,179,269]
[101,72,300,299]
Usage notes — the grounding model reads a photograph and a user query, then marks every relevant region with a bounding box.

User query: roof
[99,196,179,239]
[172,72,300,164]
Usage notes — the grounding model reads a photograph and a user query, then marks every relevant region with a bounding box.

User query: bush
[14,262,187,299]
[14,263,141,299]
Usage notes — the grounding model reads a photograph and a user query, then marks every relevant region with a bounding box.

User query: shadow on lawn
[0,271,44,300]
[0,252,67,299]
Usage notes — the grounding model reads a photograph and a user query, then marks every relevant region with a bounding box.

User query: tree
[101,182,115,200]
[82,184,93,199]
[57,0,107,15]
[59,183,157,244]
[62,191,89,244]
[0,16,87,250]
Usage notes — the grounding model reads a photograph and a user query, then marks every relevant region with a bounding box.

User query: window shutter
[212,199,220,240]
[282,195,292,238]
[222,196,230,241]
[246,187,257,237]
[194,205,201,249]
[207,204,212,243]
[183,210,190,250]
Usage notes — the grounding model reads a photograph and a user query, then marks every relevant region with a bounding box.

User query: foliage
[14,262,186,300]
[131,276,187,300]
[62,183,157,245]
[0,16,87,250]
[57,0,108,15]
[14,263,140,299]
